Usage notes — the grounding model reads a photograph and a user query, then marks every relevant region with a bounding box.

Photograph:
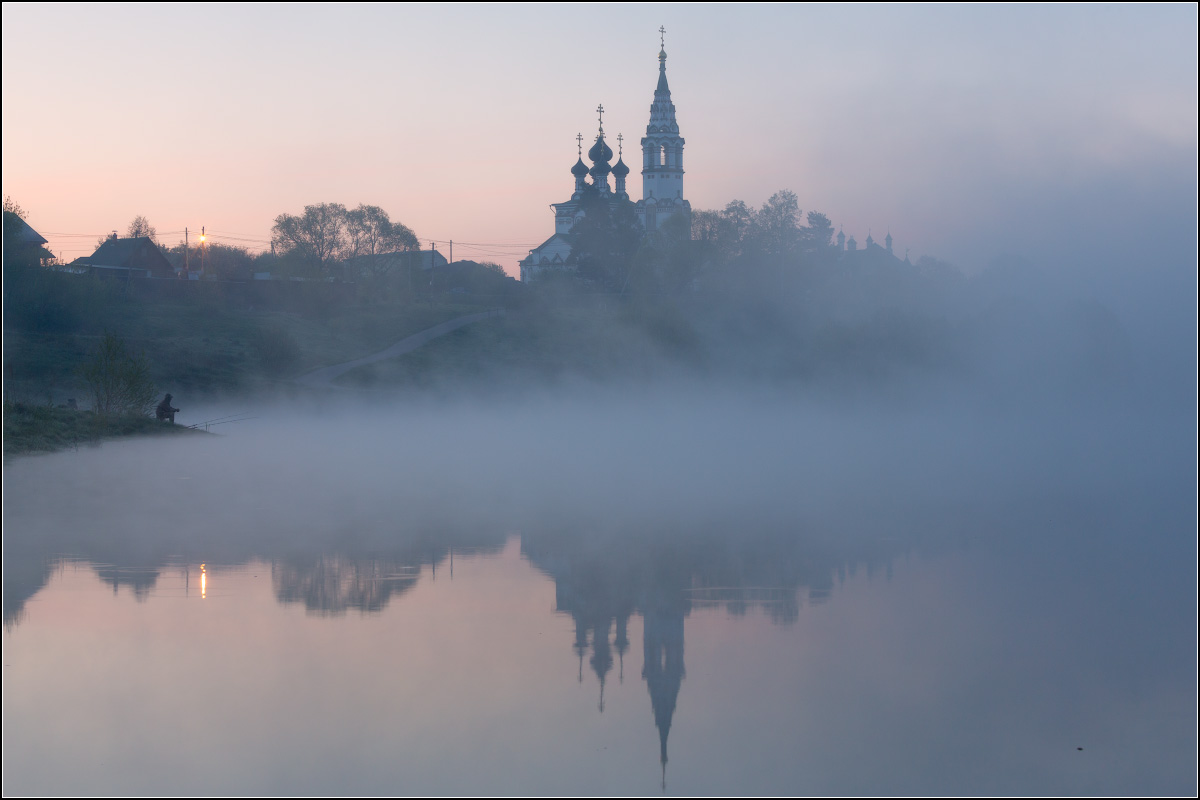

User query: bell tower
[639,27,689,232]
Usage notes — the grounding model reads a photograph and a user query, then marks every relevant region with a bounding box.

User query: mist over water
[3,5,1195,793]
[5,338,1195,792]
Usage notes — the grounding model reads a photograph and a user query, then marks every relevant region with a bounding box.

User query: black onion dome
[612,157,630,177]
[588,134,613,164]
[571,157,589,177]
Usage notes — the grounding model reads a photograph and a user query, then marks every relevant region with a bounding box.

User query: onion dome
[588,134,613,164]
[571,158,589,177]
[612,157,630,178]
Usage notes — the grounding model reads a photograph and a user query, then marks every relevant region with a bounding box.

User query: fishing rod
[185,413,257,431]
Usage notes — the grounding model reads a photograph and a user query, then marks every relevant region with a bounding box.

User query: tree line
[568,188,842,295]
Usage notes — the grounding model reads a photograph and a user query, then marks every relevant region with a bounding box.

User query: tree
[3,196,26,219]
[272,202,348,275]
[163,240,255,281]
[800,211,835,255]
[721,200,755,246]
[570,186,643,291]
[272,203,420,278]
[80,332,156,417]
[753,190,801,258]
[344,204,419,260]
[126,215,157,242]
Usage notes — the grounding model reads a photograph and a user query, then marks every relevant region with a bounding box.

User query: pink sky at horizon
[3,5,1195,277]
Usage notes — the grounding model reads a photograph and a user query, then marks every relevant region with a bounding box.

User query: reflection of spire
[643,588,686,782]
[615,614,630,683]
[590,618,614,712]
[574,615,588,683]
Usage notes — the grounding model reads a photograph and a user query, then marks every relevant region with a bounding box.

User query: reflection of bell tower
[614,614,630,683]
[590,617,614,712]
[642,587,687,788]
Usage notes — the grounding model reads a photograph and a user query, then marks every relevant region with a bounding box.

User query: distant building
[2,211,55,264]
[833,227,905,266]
[521,32,691,283]
[71,234,174,279]
[347,247,447,277]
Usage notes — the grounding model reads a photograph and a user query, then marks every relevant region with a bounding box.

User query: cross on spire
[596,103,605,135]
[577,132,583,156]
[659,25,666,48]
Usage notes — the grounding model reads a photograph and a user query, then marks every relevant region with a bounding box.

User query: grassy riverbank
[3,268,492,403]
[3,402,205,458]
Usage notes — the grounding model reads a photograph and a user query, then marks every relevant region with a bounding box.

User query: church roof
[656,49,670,94]
[612,156,630,177]
[571,157,589,177]
[587,134,613,165]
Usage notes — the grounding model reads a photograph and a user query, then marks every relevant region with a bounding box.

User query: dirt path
[294,309,504,389]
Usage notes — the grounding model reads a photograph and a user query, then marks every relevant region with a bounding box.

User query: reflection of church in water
[519,529,887,787]
[3,515,902,788]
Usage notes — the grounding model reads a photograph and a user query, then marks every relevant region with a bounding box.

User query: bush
[250,325,301,377]
[80,332,156,416]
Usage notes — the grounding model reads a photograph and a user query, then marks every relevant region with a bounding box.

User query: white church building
[520,33,691,283]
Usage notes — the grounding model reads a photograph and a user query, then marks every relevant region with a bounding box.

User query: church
[520,31,691,283]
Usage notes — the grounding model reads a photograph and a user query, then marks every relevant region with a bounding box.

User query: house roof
[87,236,158,266]
[4,211,48,246]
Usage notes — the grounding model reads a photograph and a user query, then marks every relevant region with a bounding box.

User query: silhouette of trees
[272,203,419,277]
[80,332,156,417]
[571,186,643,291]
[272,202,347,275]
[344,204,419,260]
[126,215,157,242]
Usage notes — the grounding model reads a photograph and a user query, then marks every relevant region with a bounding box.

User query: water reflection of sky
[4,528,1194,795]
[3,395,1196,795]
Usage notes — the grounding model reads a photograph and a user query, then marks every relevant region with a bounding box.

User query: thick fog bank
[5,381,1192,557]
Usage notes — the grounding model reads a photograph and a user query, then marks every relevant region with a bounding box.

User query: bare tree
[345,204,420,259]
[272,203,348,275]
[126,215,157,242]
[3,196,26,219]
[80,332,156,417]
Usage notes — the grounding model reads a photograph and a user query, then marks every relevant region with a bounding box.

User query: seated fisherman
[155,393,180,424]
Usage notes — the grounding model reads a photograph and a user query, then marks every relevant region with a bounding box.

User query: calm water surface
[3,400,1196,795]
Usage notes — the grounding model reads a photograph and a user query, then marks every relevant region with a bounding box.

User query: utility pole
[449,239,453,265]
[184,227,189,276]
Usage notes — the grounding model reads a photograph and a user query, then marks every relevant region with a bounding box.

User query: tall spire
[641,26,686,214]
[656,26,670,95]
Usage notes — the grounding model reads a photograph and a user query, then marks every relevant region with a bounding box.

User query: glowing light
[201,563,207,599]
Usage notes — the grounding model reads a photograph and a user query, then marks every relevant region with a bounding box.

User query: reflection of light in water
[201,563,206,600]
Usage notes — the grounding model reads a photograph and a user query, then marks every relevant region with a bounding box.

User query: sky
[2,4,1196,277]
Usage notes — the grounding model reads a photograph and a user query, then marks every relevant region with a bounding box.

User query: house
[71,234,175,279]
[346,248,448,277]
[2,211,56,265]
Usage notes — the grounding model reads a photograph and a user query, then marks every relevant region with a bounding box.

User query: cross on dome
[577,132,583,156]
[659,25,665,48]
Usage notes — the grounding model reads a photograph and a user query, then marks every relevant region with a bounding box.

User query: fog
[5,255,1196,794]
